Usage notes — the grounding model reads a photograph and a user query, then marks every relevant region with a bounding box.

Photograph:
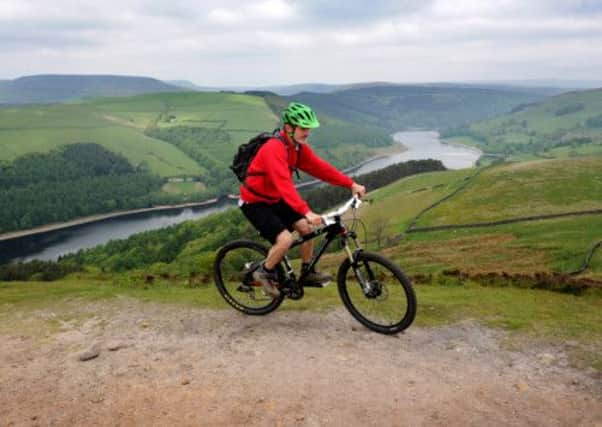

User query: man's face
[292,126,311,144]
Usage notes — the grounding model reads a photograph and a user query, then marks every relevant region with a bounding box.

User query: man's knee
[294,218,312,236]
[274,230,293,248]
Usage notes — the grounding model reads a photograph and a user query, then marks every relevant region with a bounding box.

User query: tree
[372,214,390,249]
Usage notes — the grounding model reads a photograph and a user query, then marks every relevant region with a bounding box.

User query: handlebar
[321,196,362,226]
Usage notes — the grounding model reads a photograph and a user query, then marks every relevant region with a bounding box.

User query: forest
[0,143,163,232]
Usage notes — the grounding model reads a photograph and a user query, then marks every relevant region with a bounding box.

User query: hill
[0,74,185,105]
[288,85,545,131]
[358,157,602,280]
[185,81,574,97]
[0,91,393,180]
[50,157,602,284]
[0,90,395,233]
[443,88,602,162]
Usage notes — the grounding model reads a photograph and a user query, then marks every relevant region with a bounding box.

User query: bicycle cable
[349,207,369,247]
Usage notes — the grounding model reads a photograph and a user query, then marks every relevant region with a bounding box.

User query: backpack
[230,129,301,184]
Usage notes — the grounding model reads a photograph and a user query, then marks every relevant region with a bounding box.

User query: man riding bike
[239,102,366,297]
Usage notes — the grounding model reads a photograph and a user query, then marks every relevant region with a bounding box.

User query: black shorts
[240,200,304,243]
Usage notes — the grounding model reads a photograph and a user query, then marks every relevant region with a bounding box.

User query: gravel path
[1,298,601,426]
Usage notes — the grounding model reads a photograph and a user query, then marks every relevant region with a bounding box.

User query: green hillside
[359,157,602,279]
[0,102,202,177]
[415,157,602,226]
[42,156,600,283]
[0,74,185,105]
[0,91,393,181]
[0,91,283,177]
[0,90,398,233]
[289,85,544,131]
[443,88,602,162]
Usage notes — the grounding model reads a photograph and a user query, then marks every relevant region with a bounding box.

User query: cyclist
[239,102,366,297]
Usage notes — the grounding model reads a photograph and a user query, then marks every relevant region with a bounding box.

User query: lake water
[1,131,480,263]
[0,201,234,263]
[351,130,481,175]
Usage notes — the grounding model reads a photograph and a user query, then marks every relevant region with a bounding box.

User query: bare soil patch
[1,298,601,426]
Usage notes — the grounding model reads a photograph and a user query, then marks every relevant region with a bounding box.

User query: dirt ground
[1,297,601,427]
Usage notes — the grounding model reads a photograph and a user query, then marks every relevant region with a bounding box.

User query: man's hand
[351,182,366,198]
[305,211,323,226]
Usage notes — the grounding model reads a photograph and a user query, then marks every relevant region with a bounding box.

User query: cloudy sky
[1,0,601,86]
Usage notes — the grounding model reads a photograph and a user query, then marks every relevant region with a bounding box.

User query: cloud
[207,0,294,26]
[0,0,601,84]
[298,0,430,25]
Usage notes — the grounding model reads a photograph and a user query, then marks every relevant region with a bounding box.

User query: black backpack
[230,130,283,182]
[230,129,301,184]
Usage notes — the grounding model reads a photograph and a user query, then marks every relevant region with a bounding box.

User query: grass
[467,88,602,157]
[341,158,602,279]
[359,168,476,232]
[414,157,602,226]
[390,215,602,277]
[546,144,602,158]
[92,92,278,169]
[1,276,600,369]
[161,181,207,195]
[0,106,203,177]
[0,92,278,177]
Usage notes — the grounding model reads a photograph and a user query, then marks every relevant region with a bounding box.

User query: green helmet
[281,102,320,129]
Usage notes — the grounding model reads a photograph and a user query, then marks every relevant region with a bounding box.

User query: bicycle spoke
[214,240,284,315]
[338,251,416,334]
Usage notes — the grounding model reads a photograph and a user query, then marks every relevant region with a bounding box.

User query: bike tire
[213,239,285,315]
[337,251,416,334]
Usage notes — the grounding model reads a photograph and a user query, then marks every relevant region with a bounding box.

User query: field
[0,103,201,177]
[0,92,278,177]
[356,158,602,280]
[454,88,602,160]
[161,181,207,195]
[91,92,277,167]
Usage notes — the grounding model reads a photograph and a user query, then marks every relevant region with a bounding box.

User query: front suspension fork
[342,235,374,294]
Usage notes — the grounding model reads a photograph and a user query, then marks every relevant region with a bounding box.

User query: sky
[1,0,602,86]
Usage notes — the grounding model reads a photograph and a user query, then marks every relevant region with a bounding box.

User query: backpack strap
[293,143,302,179]
[245,130,286,178]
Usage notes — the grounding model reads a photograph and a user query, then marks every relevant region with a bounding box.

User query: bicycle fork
[343,235,379,297]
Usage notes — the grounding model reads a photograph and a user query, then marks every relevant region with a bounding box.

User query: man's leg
[252,230,293,298]
[264,229,293,270]
[293,218,313,263]
[292,218,332,286]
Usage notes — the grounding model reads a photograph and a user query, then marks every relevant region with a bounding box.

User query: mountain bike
[213,196,416,334]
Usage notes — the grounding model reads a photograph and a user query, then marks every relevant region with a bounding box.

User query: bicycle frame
[214,196,416,333]
[279,216,362,287]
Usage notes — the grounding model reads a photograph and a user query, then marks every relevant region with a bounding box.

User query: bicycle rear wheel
[337,251,416,334]
[214,239,284,315]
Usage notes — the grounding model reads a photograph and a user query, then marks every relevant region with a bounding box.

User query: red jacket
[240,130,354,215]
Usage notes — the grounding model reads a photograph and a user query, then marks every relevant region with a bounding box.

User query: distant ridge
[166,80,206,91]
[195,81,575,97]
[0,74,185,105]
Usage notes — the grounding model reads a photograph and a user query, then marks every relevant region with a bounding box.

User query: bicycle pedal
[302,280,331,288]
[237,284,253,292]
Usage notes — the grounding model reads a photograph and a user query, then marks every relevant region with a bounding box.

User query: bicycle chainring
[281,279,304,300]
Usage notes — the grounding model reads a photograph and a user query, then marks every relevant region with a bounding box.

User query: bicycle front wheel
[337,251,416,334]
[214,239,284,315]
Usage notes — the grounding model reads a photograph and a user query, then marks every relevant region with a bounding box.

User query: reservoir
[352,130,481,175]
[1,131,480,263]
